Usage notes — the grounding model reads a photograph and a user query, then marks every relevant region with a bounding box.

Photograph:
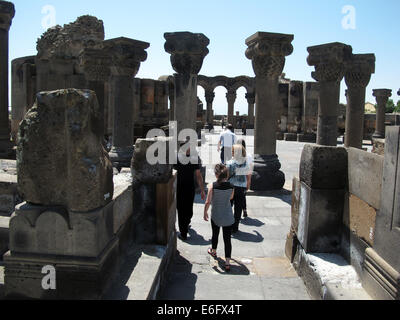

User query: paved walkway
[159,129,311,300]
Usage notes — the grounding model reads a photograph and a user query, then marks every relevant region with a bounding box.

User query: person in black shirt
[174,145,206,240]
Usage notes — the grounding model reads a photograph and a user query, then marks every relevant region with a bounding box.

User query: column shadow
[232,230,264,243]
[158,251,197,300]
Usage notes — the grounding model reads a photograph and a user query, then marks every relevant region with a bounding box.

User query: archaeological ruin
[0,0,399,301]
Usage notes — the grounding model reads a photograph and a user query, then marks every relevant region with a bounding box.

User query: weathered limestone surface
[17,89,113,212]
[307,42,353,146]
[246,32,294,190]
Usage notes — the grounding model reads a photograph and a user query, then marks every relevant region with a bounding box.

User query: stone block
[4,238,119,300]
[300,144,348,190]
[112,175,133,235]
[291,177,301,233]
[17,89,114,212]
[0,217,10,257]
[284,133,297,141]
[131,137,173,185]
[297,182,344,253]
[347,148,384,210]
[297,133,316,143]
[0,173,19,216]
[9,202,114,258]
[372,137,385,156]
[276,132,284,140]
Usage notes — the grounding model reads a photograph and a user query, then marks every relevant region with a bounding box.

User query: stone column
[205,90,215,130]
[226,91,237,126]
[298,82,319,142]
[103,37,149,170]
[307,42,353,146]
[287,81,303,135]
[0,1,15,157]
[372,89,392,139]
[245,32,294,190]
[246,92,255,130]
[164,32,209,139]
[344,54,375,149]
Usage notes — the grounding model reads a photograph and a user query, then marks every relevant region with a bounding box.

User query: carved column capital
[245,32,294,79]
[205,90,215,104]
[102,37,149,77]
[79,48,112,82]
[0,1,15,31]
[226,91,237,104]
[373,89,392,106]
[245,92,256,105]
[164,32,210,75]
[345,54,375,88]
[307,42,353,83]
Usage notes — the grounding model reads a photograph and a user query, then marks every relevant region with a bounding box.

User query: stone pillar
[246,92,255,130]
[103,37,149,170]
[11,56,36,143]
[205,90,215,130]
[245,32,294,190]
[344,54,375,149]
[226,91,237,126]
[285,80,303,141]
[164,32,209,139]
[307,42,353,146]
[0,1,15,157]
[287,81,303,133]
[372,89,392,139]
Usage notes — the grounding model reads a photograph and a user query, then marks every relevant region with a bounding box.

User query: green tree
[386,99,395,113]
[395,100,400,113]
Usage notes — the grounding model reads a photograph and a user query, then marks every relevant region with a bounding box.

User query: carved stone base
[284,133,298,141]
[297,133,316,143]
[4,238,119,300]
[109,146,134,170]
[363,248,400,300]
[250,155,285,191]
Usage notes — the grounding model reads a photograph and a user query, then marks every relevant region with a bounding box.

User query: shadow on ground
[159,251,197,300]
[241,217,265,227]
[247,188,292,206]
[212,257,250,276]
[232,230,264,243]
[186,229,211,246]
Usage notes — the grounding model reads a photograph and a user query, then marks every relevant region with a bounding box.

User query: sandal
[208,248,217,258]
[225,264,231,272]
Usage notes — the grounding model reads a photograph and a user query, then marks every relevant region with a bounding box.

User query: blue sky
[7,0,400,115]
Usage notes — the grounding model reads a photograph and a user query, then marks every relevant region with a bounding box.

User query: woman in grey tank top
[204,164,235,271]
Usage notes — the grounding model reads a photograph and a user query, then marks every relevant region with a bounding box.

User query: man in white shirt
[217,124,237,164]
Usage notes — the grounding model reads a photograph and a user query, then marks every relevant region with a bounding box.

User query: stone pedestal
[245,32,294,190]
[298,144,348,253]
[0,1,15,158]
[164,32,209,138]
[344,54,375,149]
[372,89,392,139]
[307,43,353,146]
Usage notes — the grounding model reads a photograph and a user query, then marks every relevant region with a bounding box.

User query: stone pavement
[159,129,311,300]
